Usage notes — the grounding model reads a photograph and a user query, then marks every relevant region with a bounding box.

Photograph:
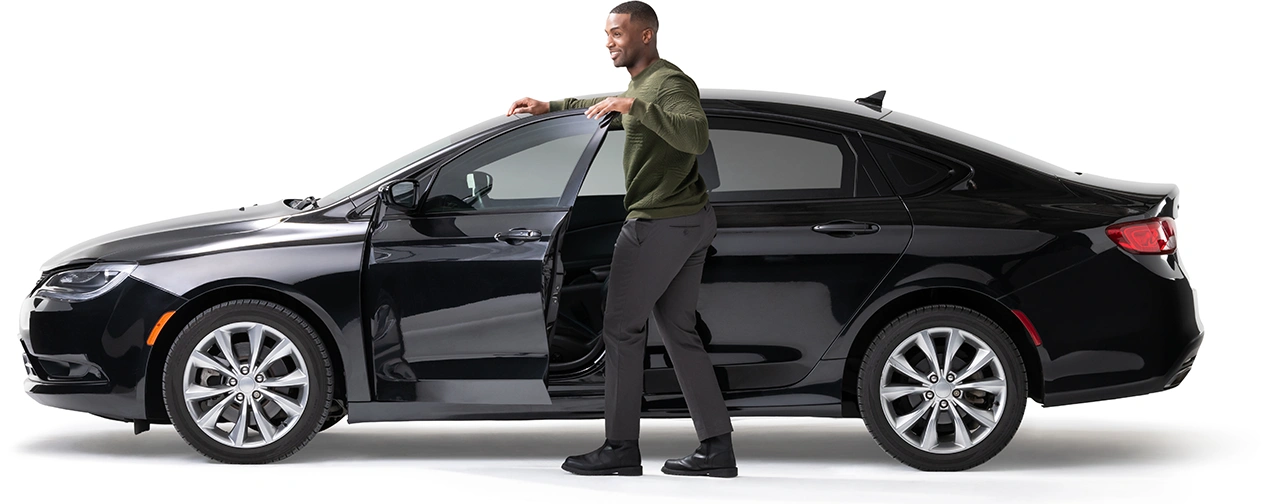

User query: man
[506,1,736,478]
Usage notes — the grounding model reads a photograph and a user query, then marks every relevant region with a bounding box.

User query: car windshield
[321,114,520,204]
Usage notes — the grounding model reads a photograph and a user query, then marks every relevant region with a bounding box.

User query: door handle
[812,221,880,237]
[495,227,542,244]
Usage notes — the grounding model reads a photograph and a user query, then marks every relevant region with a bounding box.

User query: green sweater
[550,59,710,220]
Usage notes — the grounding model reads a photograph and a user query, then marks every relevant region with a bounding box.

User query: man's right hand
[507,97,549,116]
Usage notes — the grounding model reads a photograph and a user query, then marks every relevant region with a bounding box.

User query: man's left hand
[584,97,635,119]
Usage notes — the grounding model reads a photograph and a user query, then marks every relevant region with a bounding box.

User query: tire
[858,304,1027,471]
[163,299,333,464]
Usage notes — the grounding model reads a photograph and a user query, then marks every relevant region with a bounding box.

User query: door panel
[365,114,605,404]
[643,196,912,394]
[367,210,571,403]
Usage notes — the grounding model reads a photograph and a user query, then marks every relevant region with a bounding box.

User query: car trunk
[1059,172,1180,219]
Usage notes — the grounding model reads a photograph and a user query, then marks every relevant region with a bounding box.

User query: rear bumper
[1041,331,1201,406]
[1002,248,1203,407]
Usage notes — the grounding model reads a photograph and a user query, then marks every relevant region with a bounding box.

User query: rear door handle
[495,227,542,244]
[812,221,880,237]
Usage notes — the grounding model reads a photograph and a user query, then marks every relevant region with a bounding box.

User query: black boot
[661,432,738,478]
[561,438,642,476]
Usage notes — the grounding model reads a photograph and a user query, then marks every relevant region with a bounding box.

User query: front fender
[132,217,371,402]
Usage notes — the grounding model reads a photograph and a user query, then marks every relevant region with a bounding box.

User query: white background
[1,1,1266,502]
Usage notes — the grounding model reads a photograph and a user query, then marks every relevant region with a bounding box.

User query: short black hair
[611,1,658,33]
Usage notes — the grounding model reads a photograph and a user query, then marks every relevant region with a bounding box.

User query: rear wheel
[858,305,1026,471]
[163,299,333,464]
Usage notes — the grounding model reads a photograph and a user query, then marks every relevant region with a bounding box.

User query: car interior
[546,138,722,378]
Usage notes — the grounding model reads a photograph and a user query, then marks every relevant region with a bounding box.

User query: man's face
[605,13,646,68]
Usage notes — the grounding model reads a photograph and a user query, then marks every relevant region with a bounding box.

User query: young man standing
[506,1,736,478]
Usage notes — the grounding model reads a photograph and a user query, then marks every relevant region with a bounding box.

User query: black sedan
[19,89,1202,470]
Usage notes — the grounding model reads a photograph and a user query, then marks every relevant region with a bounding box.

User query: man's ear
[642,27,653,45]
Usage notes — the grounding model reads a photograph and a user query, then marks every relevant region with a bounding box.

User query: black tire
[857,304,1027,471]
[163,299,333,464]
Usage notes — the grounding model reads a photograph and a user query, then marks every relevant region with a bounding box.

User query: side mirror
[379,179,419,210]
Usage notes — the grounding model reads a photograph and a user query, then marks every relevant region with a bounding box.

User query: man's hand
[507,97,549,116]
[584,97,635,119]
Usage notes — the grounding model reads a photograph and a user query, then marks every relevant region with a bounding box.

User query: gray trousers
[603,203,733,442]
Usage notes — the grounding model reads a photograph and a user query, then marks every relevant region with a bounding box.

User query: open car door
[364,113,612,404]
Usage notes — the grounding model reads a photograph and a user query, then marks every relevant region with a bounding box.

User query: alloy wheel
[879,326,1007,454]
[181,321,311,448]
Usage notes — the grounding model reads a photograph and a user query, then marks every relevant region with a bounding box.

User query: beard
[611,49,637,68]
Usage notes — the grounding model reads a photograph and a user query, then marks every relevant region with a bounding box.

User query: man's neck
[626,52,661,79]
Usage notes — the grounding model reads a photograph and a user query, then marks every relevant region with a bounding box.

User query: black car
[20,90,1202,470]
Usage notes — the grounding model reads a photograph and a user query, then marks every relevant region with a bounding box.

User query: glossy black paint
[366,208,571,404]
[130,203,373,406]
[20,90,1202,426]
[22,277,182,420]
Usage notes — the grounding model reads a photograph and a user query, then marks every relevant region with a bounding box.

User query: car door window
[706,118,882,202]
[582,117,884,201]
[423,117,596,213]
[579,128,627,196]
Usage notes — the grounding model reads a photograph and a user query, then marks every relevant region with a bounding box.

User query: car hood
[41,200,297,271]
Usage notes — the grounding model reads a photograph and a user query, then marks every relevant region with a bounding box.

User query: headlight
[34,263,137,302]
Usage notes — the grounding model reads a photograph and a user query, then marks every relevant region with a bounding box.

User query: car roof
[552,88,892,134]
[699,89,889,120]
[561,88,889,119]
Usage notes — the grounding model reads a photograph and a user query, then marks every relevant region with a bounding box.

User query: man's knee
[603,318,650,344]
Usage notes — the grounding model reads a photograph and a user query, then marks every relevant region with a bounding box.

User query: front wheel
[163,300,333,464]
[858,305,1027,471]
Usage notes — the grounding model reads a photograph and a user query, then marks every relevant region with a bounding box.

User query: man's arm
[550,97,607,112]
[507,96,609,116]
[627,75,709,155]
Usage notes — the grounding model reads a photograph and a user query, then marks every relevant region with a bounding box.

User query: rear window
[882,111,1080,181]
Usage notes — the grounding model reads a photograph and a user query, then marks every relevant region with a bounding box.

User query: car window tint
[706,118,880,202]
[865,138,963,196]
[423,117,594,213]
[579,129,627,196]
[711,130,840,191]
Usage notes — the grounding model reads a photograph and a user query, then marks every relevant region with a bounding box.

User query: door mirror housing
[379,179,419,211]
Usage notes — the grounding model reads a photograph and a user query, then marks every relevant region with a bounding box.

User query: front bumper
[20,276,183,421]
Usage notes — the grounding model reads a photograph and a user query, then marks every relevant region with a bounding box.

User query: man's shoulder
[651,59,692,80]
[648,60,698,92]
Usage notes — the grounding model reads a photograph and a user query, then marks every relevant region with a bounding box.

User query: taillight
[1106,216,1177,254]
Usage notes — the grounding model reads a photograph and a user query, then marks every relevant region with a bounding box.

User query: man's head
[606,1,658,68]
